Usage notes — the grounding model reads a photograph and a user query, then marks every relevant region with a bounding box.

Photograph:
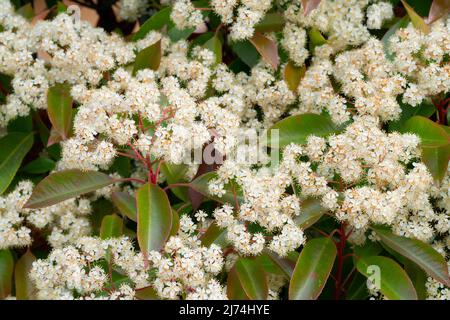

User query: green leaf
[382,16,410,60]
[353,240,383,263]
[22,157,56,174]
[404,259,428,300]
[168,25,195,42]
[289,237,337,300]
[47,83,73,140]
[100,214,124,239]
[7,115,33,133]
[227,258,268,300]
[267,113,339,148]
[0,132,34,195]
[284,61,306,92]
[136,183,173,257]
[255,13,285,33]
[265,250,298,279]
[346,273,370,300]
[170,209,180,237]
[190,172,244,205]
[203,35,222,65]
[388,101,435,132]
[24,170,115,209]
[399,115,450,181]
[308,27,327,52]
[133,40,162,76]
[132,6,172,41]
[112,191,137,222]
[356,256,418,300]
[249,32,279,70]
[0,250,14,299]
[135,286,160,300]
[372,227,450,286]
[401,0,430,33]
[15,250,36,300]
[133,40,161,75]
[160,162,189,202]
[294,197,328,229]
[200,222,227,247]
[232,40,260,68]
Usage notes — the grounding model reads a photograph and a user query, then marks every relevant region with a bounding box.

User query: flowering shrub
[0,0,449,300]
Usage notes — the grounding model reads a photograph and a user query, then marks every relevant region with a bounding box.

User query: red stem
[334,223,347,300]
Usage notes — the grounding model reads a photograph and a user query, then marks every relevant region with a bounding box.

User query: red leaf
[249,32,279,70]
[301,0,322,16]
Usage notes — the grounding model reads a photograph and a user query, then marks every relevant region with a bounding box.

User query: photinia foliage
[0,0,449,300]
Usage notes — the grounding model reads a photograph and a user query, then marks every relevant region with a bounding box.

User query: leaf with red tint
[249,32,279,70]
[301,0,321,16]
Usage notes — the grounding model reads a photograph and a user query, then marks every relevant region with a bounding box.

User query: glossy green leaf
[0,132,34,195]
[372,227,450,286]
[190,172,244,205]
[100,214,124,239]
[289,237,336,300]
[308,27,327,52]
[346,273,370,300]
[203,35,222,65]
[357,256,418,300]
[160,162,189,202]
[47,83,73,140]
[232,40,260,68]
[112,191,137,222]
[401,0,430,33]
[404,259,428,300]
[132,6,171,41]
[228,258,268,300]
[24,170,115,209]
[388,101,435,132]
[200,222,227,247]
[136,183,173,257]
[265,250,298,279]
[133,40,161,76]
[399,115,450,181]
[135,286,160,300]
[284,61,306,92]
[22,157,56,174]
[249,32,279,70]
[15,250,36,300]
[0,250,14,299]
[294,197,328,229]
[255,13,285,33]
[170,209,180,237]
[267,113,339,148]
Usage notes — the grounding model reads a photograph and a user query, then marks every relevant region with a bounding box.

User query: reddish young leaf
[301,0,322,16]
[426,0,450,24]
[249,32,279,70]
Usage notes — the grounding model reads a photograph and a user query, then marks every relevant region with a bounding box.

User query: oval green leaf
[372,227,450,286]
[267,113,339,148]
[399,115,450,181]
[24,170,115,209]
[15,250,36,300]
[0,249,14,299]
[356,256,418,300]
[190,172,244,205]
[47,83,73,140]
[294,197,327,229]
[136,183,173,257]
[228,257,268,300]
[284,61,306,92]
[133,40,162,76]
[112,191,137,222]
[100,214,124,239]
[0,132,34,194]
[289,237,337,300]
